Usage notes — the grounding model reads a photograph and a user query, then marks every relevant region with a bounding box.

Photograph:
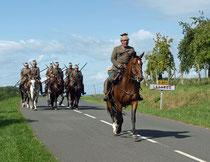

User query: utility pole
[93,84,96,95]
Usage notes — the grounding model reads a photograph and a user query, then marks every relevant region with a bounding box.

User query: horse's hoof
[132,134,138,139]
[34,108,37,111]
[113,132,118,136]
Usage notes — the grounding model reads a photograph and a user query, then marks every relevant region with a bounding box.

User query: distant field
[82,78,210,128]
[0,97,57,162]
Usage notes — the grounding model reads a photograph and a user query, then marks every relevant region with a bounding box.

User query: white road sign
[150,84,176,91]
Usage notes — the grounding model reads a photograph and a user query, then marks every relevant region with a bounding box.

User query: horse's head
[129,52,144,82]
[29,79,37,91]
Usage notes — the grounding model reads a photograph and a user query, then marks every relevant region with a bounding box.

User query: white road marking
[84,114,96,119]
[139,135,158,143]
[53,100,206,161]
[73,110,82,113]
[100,120,113,126]
[174,150,206,162]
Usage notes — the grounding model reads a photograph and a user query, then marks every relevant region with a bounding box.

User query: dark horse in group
[19,77,30,108]
[106,53,144,138]
[66,75,82,109]
[48,74,64,110]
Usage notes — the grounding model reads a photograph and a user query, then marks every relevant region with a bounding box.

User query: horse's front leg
[131,101,138,138]
[30,98,34,110]
[26,94,30,109]
[54,96,58,110]
[59,93,64,105]
[66,92,69,107]
[116,103,123,134]
[34,97,37,111]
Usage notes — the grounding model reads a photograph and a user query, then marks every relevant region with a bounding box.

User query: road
[21,97,210,162]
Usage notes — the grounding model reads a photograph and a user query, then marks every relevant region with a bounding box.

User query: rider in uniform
[44,63,54,94]
[70,64,86,95]
[53,62,64,93]
[64,62,74,89]
[30,60,43,94]
[103,33,143,101]
[20,62,31,88]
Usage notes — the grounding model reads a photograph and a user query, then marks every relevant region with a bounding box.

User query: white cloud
[38,55,44,62]
[90,71,107,81]
[0,29,155,87]
[123,0,210,15]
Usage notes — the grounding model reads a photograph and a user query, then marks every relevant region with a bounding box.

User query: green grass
[0,97,57,162]
[81,80,210,128]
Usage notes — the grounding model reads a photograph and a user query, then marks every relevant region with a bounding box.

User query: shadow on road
[36,106,71,111]
[119,129,190,141]
[78,105,105,110]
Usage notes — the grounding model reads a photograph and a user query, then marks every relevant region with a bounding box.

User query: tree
[145,33,175,82]
[178,11,210,78]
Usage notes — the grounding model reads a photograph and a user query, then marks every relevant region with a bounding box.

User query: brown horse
[19,77,30,108]
[48,74,64,110]
[66,75,82,109]
[107,53,144,138]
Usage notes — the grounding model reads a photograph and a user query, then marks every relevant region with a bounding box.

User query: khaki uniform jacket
[111,45,136,70]
[65,68,74,77]
[70,71,83,82]
[46,68,54,77]
[21,68,31,79]
[53,68,63,78]
[30,67,40,79]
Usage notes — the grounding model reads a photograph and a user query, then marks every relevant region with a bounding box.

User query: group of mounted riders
[19,60,86,110]
[19,32,144,138]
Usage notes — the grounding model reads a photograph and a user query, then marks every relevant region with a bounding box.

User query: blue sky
[0,0,209,94]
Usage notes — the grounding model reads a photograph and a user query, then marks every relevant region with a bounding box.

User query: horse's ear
[139,52,144,59]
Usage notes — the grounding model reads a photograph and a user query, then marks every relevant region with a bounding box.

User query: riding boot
[39,82,43,95]
[138,95,143,101]
[82,83,86,95]
[103,79,110,101]
[44,85,48,96]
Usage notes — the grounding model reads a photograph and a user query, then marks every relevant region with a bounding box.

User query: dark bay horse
[48,74,64,110]
[19,77,30,108]
[107,53,144,138]
[66,75,82,109]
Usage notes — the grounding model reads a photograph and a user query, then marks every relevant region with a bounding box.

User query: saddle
[110,69,124,84]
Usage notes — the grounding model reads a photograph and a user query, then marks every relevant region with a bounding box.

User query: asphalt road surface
[21,97,210,162]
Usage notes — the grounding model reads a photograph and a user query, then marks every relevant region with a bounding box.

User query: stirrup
[138,95,143,101]
[103,95,109,101]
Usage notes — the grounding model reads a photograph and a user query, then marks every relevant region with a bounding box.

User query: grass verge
[0,97,57,162]
[81,83,210,128]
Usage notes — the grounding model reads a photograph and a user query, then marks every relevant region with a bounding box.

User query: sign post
[160,90,163,110]
[150,83,175,110]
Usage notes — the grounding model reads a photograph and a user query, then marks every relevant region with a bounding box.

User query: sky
[0,0,209,94]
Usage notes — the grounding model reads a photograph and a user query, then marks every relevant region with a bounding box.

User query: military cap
[24,62,28,65]
[69,62,72,65]
[75,64,79,68]
[32,60,37,63]
[49,63,53,66]
[120,33,129,41]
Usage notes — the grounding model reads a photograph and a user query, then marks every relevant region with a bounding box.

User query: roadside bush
[0,86,20,101]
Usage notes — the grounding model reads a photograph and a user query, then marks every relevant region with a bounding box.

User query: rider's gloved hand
[118,65,124,69]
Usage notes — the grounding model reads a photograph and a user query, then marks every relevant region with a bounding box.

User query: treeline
[0,86,20,101]
[144,11,210,84]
